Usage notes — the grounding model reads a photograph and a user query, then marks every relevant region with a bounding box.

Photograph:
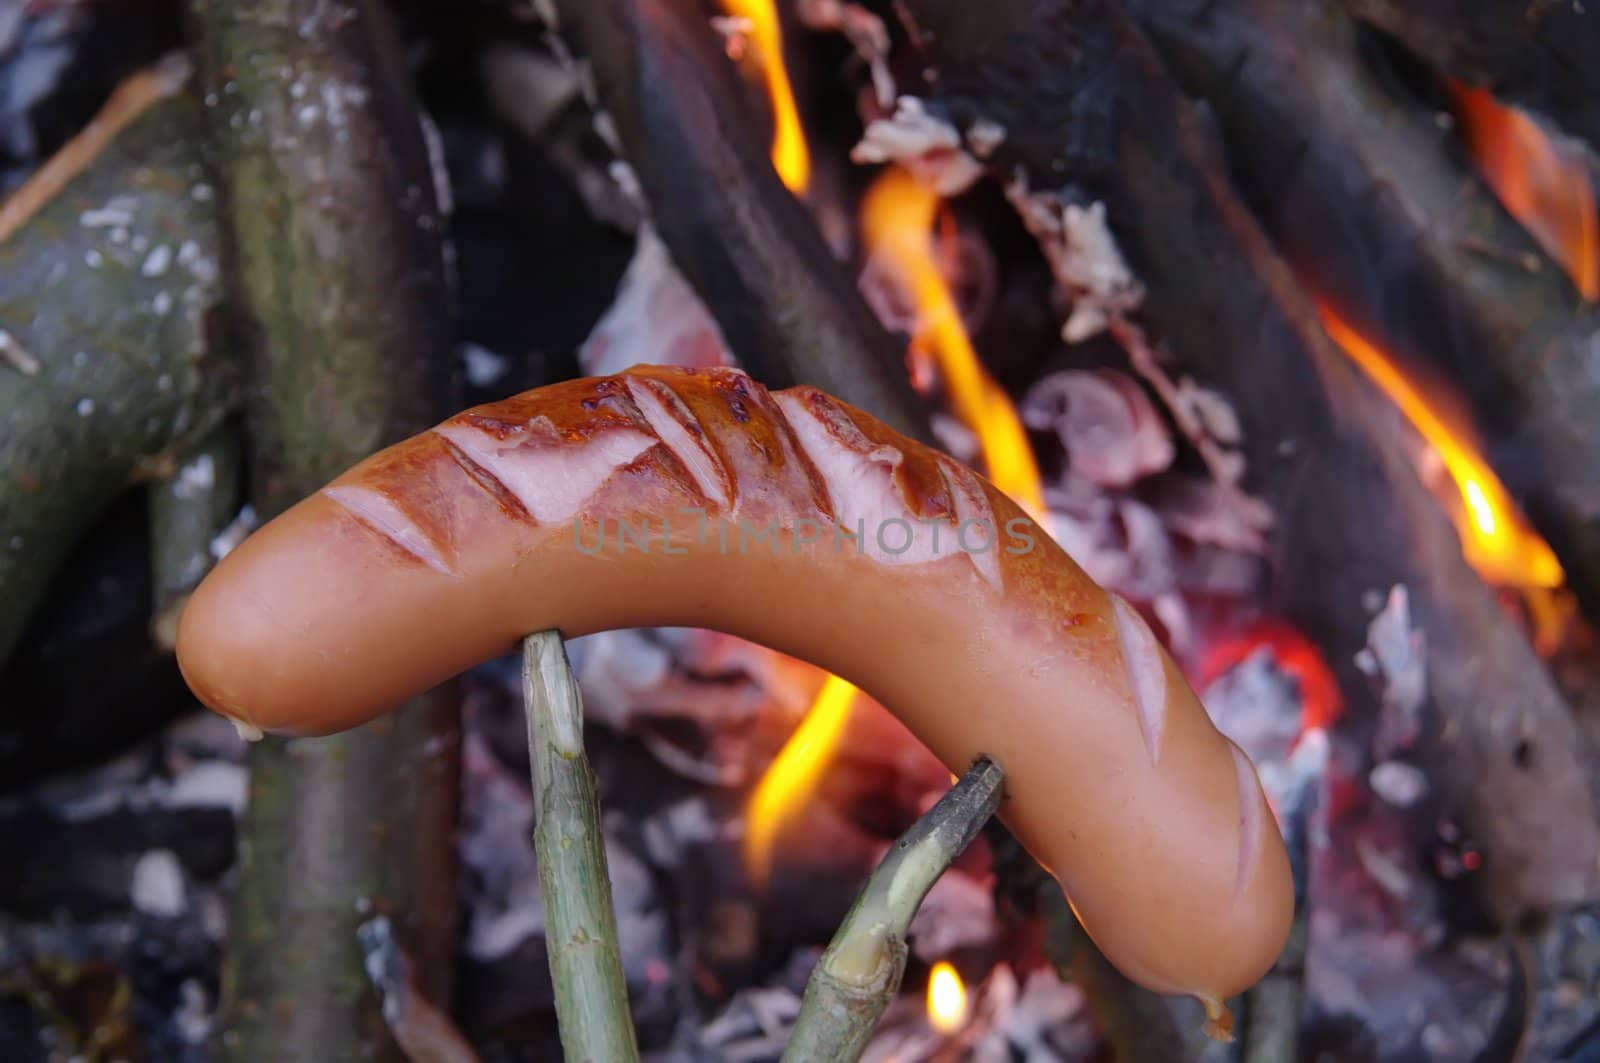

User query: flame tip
[927,960,969,1034]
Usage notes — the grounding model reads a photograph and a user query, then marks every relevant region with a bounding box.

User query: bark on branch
[784,758,1005,1061]
[0,57,234,666]
[189,1,463,1058]
[521,631,641,1063]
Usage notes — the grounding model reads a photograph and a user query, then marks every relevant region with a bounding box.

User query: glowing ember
[1318,305,1564,591]
[1451,82,1598,300]
[744,673,857,886]
[861,166,1047,518]
[926,961,969,1034]
[720,0,811,193]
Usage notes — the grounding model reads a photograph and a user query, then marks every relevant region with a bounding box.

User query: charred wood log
[1126,0,1600,633]
[188,0,463,1058]
[0,57,234,668]
[899,0,1599,920]
[550,0,932,442]
[1338,0,1600,155]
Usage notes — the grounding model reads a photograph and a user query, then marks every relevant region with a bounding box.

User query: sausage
[175,365,1292,1013]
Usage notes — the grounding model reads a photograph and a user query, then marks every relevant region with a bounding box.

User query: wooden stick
[521,630,641,1063]
[783,757,1004,1062]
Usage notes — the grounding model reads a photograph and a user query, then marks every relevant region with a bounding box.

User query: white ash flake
[459,342,508,387]
[165,761,248,815]
[1005,182,1143,343]
[1003,171,1269,532]
[131,849,188,917]
[796,0,896,107]
[906,867,999,961]
[1370,760,1429,808]
[83,248,103,268]
[141,243,173,278]
[1178,378,1244,445]
[460,733,544,959]
[1021,368,1174,488]
[79,196,139,229]
[1113,315,1266,514]
[709,14,754,59]
[76,397,94,416]
[209,504,259,562]
[965,118,1007,159]
[852,97,983,197]
[0,328,40,375]
[861,963,1094,1062]
[177,239,220,286]
[1358,584,1427,759]
[173,980,213,1045]
[153,290,173,316]
[172,452,216,499]
[579,225,732,377]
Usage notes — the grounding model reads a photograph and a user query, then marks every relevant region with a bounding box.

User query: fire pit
[1,0,1599,1059]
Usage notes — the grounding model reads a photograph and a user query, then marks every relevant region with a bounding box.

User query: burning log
[896,0,1600,920]
[186,0,462,1057]
[1126,0,1600,625]
[548,0,932,442]
[1337,0,1600,155]
[0,57,234,667]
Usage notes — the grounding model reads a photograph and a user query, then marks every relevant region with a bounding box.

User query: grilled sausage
[176,365,1292,1013]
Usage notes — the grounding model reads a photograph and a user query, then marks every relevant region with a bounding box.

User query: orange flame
[744,673,857,886]
[1451,82,1598,300]
[720,0,811,193]
[1318,305,1564,591]
[861,166,1047,518]
[926,961,969,1034]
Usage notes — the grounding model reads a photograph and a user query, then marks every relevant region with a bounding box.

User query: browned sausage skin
[176,365,1292,1011]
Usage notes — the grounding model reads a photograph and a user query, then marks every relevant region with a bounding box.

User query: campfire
[2,0,1599,1060]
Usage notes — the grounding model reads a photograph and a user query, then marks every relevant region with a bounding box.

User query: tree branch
[0,56,234,666]
[521,630,641,1063]
[783,757,1005,1062]
[189,1,463,1058]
